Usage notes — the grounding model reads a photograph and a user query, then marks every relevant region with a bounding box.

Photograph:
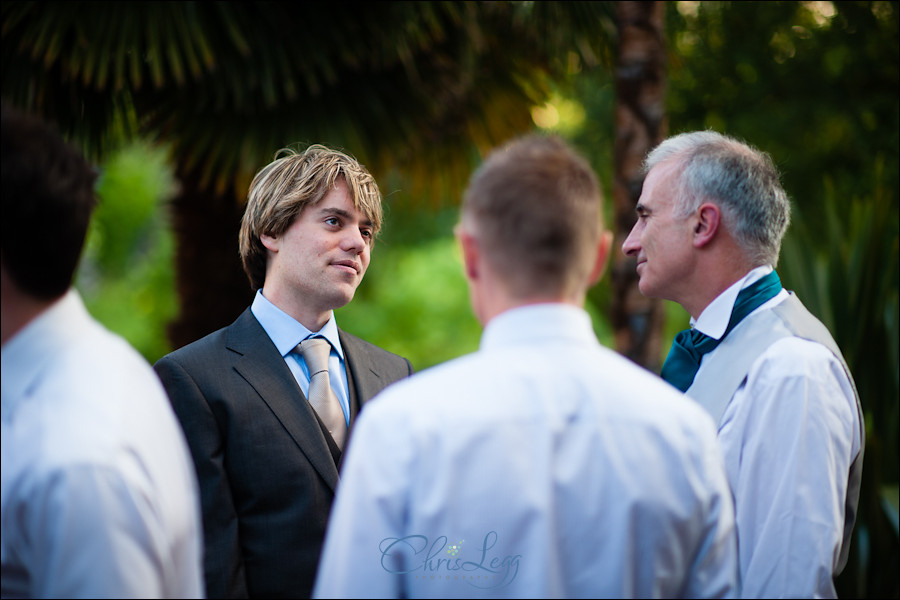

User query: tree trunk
[166,168,254,351]
[610,0,668,371]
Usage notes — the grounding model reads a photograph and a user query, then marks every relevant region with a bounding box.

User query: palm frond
[3,1,614,201]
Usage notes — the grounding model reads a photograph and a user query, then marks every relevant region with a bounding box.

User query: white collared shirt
[314,303,738,599]
[1,290,204,598]
[691,265,786,340]
[251,289,350,425]
[693,268,860,599]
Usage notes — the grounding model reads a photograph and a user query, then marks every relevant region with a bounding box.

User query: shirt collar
[1,289,92,420]
[250,289,344,360]
[692,265,773,339]
[480,303,597,351]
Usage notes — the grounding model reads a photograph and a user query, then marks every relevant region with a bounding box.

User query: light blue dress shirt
[314,303,738,599]
[251,289,350,425]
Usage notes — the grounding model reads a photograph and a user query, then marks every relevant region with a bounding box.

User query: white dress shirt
[694,267,861,598]
[314,303,738,599]
[1,290,204,598]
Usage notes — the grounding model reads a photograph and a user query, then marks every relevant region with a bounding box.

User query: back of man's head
[1,102,98,300]
[461,134,603,300]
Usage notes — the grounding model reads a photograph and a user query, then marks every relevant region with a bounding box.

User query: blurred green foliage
[76,141,179,363]
[665,1,899,230]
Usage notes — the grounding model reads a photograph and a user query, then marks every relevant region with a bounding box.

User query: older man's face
[622,160,697,304]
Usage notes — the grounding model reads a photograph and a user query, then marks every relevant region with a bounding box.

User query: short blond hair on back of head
[461,134,603,300]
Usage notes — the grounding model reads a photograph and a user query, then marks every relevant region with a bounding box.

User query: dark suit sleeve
[154,354,248,599]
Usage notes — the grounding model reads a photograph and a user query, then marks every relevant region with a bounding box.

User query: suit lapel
[226,310,340,490]
[339,329,386,430]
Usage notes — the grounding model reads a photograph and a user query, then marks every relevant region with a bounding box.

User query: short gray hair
[644,130,791,267]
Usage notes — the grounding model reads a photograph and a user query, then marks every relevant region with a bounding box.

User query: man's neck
[478,288,582,329]
[683,250,758,319]
[0,288,57,346]
[260,285,333,332]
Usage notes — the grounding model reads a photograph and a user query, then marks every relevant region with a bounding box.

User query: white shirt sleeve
[717,337,859,599]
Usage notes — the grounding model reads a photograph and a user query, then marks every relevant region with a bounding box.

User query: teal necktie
[661,271,783,392]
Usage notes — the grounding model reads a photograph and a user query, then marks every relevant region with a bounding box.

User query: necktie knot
[683,327,718,359]
[298,337,331,375]
[661,270,783,392]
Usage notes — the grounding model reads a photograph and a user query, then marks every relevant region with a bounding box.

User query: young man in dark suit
[154,144,413,598]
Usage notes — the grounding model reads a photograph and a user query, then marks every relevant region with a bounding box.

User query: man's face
[621,159,696,302]
[263,179,373,322]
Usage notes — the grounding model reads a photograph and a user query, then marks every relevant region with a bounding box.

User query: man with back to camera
[1,102,204,597]
[153,143,413,598]
[622,130,864,598]
[313,134,739,599]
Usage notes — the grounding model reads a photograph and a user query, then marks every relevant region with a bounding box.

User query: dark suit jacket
[153,308,413,599]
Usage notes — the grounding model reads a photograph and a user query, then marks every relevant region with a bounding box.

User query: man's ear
[260,233,279,252]
[589,230,614,285]
[693,202,721,248]
[455,227,480,281]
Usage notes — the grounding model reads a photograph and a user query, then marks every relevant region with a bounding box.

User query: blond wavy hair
[239,144,382,290]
